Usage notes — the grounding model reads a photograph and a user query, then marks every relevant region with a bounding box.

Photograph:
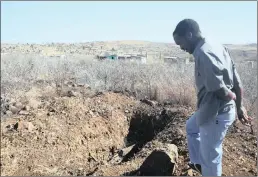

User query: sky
[1,1,257,44]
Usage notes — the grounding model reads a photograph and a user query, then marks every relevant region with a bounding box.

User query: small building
[107,54,118,60]
[246,61,254,68]
[96,54,107,60]
[97,52,117,60]
[118,55,126,60]
[164,56,178,64]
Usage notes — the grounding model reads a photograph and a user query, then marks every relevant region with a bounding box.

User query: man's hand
[237,106,253,126]
[228,91,236,101]
[214,87,237,101]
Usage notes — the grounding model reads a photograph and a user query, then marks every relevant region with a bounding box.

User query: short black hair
[173,19,201,37]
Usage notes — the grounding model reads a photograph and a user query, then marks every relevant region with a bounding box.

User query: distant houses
[95,50,193,65]
[96,51,147,64]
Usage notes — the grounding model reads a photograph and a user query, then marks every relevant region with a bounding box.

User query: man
[172,19,252,176]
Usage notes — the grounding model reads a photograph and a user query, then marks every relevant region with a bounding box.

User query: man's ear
[186,32,192,40]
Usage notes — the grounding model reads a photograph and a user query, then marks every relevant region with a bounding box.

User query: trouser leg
[186,113,201,164]
[200,107,236,176]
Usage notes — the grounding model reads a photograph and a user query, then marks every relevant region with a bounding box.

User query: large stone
[14,102,24,110]
[9,105,19,114]
[137,141,178,176]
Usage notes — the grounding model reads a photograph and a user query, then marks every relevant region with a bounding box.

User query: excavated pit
[121,106,186,163]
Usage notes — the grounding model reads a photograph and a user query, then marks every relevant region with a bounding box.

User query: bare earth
[1,81,257,176]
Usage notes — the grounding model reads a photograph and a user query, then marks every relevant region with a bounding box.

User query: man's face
[173,33,194,54]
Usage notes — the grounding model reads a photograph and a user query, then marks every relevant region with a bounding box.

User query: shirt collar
[193,38,205,58]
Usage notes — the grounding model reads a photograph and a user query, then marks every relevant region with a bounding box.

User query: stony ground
[1,81,257,176]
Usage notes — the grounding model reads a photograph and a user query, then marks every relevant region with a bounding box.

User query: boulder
[9,105,19,114]
[136,141,178,176]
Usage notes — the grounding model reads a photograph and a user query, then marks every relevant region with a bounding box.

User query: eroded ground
[1,81,257,176]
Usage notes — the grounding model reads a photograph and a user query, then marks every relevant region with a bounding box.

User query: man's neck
[192,37,204,50]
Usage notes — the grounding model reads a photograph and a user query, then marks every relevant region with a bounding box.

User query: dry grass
[1,53,257,116]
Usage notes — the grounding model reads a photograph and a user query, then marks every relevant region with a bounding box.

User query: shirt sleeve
[198,51,226,92]
[224,47,242,88]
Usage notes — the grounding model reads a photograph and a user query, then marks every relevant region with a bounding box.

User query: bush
[1,54,256,116]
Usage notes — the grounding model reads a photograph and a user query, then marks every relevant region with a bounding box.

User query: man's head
[173,19,202,54]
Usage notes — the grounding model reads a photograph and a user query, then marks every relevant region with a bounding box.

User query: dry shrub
[1,53,256,114]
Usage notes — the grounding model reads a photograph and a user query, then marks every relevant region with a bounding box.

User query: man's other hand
[237,106,253,126]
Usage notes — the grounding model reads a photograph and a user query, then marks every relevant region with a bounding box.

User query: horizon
[2,1,257,45]
[1,40,257,46]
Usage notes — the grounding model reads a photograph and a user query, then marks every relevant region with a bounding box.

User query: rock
[9,105,19,114]
[236,129,241,133]
[77,83,85,87]
[125,110,129,113]
[248,169,255,173]
[240,168,248,172]
[47,112,54,116]
[84,84,91,89]
[49,107,56,112]
[186,169,193,176]
[89,110,94,117]
[224,148,229,153]
[19,110,29,115]
[14,102,24,110]
[137,142,178,176]
[118,145,135,157]
[67,90,77,97]
[24,105,31,111]
[140,99,158,107]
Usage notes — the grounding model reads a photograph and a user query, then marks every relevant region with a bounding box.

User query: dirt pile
[1,81,257,176]
[1,83,138,176]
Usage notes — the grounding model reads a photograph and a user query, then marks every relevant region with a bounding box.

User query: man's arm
[198,51,236,101]
[214,87,236,101]
[231,59,243,112]
[226,48,252,125]
[223,47,243,110]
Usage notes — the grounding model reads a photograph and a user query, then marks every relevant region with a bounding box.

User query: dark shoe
[188,163,202,174]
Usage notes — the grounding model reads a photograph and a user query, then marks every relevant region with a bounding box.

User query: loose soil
[1,83,257,176]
